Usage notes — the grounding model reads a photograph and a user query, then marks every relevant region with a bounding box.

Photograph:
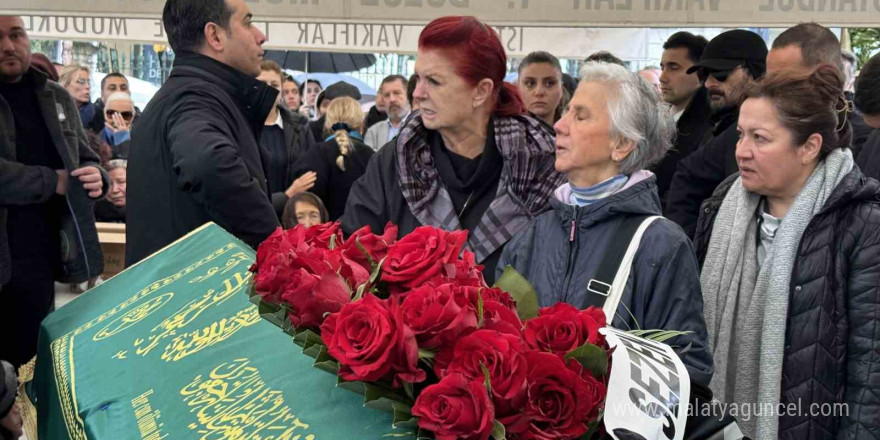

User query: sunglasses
[697,67,740,83]
[106,109,134,121]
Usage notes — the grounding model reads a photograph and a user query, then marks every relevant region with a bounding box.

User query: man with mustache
[0,15,108,367]
[364,75,410,151]
[665,30,767,237]
[126,0,281,265]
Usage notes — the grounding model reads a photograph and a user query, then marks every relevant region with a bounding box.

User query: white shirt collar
[387,112,409,129]
[267,108,284,129]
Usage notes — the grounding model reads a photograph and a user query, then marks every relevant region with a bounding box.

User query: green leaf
[329,233,337,250]
[355,237,376,268]
[403,381,415,400]
[418,349,435,360]
[628,329,694,344]
[477,289,485,328]
[391,402,418,428]
[491,420,506,440]
[494,266,539,321]
[580,408,604,439]
[565,342,608,379]
[370,256,387,285]
[480,363,492,396]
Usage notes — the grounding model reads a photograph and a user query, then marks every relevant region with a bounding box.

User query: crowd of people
[2,0,880,437]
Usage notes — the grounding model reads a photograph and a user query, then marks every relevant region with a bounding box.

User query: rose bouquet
[248,222,688,440]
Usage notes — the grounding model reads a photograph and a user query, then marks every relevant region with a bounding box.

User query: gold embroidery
[112,350,128,360]
[94,293,175,341]
[50,239,242,440]
[132,389,166,440]
[161,306,262,362]
[181,359,315,440]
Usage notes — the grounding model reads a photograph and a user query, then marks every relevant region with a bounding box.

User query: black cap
[687,29,768,74]
[318,82,362,109]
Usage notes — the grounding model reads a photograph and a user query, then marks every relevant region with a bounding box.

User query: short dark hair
[284,74,299,87]
[406,74,417,106]
[855,53,880,116]
[772,23,844,73]
[518,51,562,75]
[662,32,709,64]
[101,72,127,91]
[585,51,625,66]
[281,191,329,229]
[299,79,323,96]
[381,74,408,89]
[162,0,234,53]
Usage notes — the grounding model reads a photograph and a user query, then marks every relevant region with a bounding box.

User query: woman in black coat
[292,97,373,220]
[695,65,880,439]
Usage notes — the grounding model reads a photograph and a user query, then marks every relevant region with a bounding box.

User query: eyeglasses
[106,109,134,121]
[75,78,89,86]
[698,67,739,83]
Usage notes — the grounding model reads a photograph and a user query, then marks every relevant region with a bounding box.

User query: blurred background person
[653,31,711,207]
[282,74,302,111]
[59,63,96,128]
[364,81,388,129]
[281,191,329,229]
[100,91,134,159]
[256,60,316,220]
[638,65,662,95]
[307,82,361,145]
[854,52,880,179]
[94,159,127,223]
[87,72,137,134]
[293,97,373,220]
[406,73,418,111]
[299,78,322,118]
[364,75,410,151]
[517,51,564,128]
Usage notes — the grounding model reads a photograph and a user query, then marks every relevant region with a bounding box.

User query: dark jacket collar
[550,175,662,228]
[710,105,739,136]
[170,51,277,129]
[680,87,711,128]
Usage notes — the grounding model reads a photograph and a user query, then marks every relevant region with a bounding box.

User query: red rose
[321,248,371,291]
[301,221,343,249]
[426,249,487,288]
[473,287,517,312]
[523,304,607,355]
[482,301,524,336]
[320,294,425,386]
[382,226,468,293]
[412,373,495,440]
[506,351,604,439]
[251,227,287,273]
[284,269,350,329]
[443,330,528,420]
[341,222,398,270]
[400,283,478,350]
[252,252,296,303]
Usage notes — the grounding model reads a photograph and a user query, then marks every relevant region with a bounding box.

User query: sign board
[602,327,691,440]
[5,0,880,27]
[21,15,649,58]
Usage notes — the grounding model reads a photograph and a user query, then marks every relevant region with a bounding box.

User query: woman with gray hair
[498,62,713,387]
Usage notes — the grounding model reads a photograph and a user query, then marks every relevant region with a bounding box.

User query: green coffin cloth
[29,223,417,440]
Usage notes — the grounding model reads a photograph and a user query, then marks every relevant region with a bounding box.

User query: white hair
[105,91,133,110]
[578,62,676,175]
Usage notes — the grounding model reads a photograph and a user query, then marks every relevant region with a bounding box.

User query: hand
[105,112,130,133]
[71,166,104,198]
[55,169,69,195]
[286,171,317,197]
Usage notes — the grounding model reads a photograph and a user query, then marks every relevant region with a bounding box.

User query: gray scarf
[700,148,853,439]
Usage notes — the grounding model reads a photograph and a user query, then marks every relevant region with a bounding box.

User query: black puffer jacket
[694,167,880,439]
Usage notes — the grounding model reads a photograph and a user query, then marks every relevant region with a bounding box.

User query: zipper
[560,206,580,304]
[66,196,91,278]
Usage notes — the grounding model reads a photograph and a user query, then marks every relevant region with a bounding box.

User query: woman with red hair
[342,16,563,284]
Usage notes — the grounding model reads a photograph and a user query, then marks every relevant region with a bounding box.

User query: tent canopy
[5,0,880,27]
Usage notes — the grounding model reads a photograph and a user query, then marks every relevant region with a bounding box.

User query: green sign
[29,223,416,440]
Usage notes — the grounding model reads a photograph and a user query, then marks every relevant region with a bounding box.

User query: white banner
[6,0,880,27]
[602,327,691,440]
[22,15,649,59]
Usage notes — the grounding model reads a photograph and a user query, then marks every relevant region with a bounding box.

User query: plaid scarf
[395,112,564,263]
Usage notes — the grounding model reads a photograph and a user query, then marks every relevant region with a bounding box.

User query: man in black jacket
[126,0,280,265]
[1,16,108,367]
[855,53,880,179]
[666,30,768,237]
[653,31,711,208]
